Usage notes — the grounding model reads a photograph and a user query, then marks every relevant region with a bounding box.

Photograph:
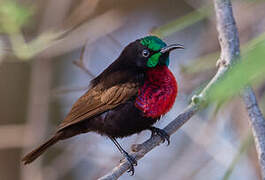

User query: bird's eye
[142,49,150,57]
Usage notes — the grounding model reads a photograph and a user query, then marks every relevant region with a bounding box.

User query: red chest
[135,66,178,118]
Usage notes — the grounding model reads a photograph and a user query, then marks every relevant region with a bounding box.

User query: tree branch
[73,42,95,77]
[98,0,265,179]
[214,0,265,178]
[243,88,265,178]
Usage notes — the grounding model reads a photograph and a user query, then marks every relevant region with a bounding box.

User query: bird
[22,36,183,175]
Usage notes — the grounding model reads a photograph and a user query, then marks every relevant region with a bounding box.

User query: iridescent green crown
[140,36,169,67]
[140,36,167,51]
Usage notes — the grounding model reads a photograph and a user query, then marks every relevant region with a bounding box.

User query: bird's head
[120,36,183,69]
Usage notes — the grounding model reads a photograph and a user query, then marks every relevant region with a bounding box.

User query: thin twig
[214,0,265,178]
[73,42,95,77]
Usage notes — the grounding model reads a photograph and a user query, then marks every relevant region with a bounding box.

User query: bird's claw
[149,127,170,145]
[121,151,137,176]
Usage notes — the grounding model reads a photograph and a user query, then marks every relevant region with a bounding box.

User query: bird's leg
[109,137,137,175]
[148,127,170,145]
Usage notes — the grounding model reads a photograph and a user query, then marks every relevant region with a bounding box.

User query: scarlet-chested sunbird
[22,36,183,175]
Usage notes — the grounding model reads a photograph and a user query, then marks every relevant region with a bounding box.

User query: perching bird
[22,36,183,175]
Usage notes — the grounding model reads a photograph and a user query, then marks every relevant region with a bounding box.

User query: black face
[119,40,166,70]
[107,36,184,74]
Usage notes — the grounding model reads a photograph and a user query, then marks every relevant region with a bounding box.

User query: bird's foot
[149,127,170,145]
[120,151,137,175]
[110,137,137,175]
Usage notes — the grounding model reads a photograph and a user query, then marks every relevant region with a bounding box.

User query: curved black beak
[160,44,184,54]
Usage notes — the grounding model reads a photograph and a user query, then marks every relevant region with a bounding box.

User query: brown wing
[57,82,139,131]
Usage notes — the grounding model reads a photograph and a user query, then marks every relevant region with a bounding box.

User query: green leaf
[208,33,265,102]
[0,0,33,33]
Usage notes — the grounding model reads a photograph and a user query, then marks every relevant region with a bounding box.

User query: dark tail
[22,133,62,165]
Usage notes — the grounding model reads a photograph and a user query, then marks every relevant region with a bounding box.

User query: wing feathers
[57,82,138,131]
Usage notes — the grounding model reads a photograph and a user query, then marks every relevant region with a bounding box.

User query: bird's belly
[89,101,158,138]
